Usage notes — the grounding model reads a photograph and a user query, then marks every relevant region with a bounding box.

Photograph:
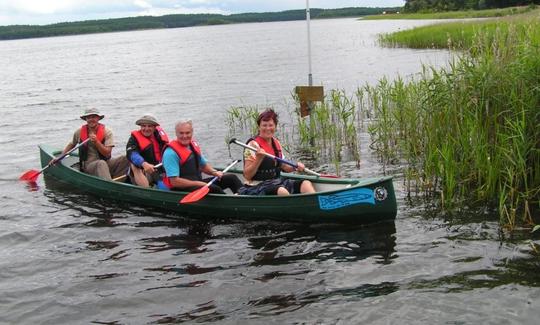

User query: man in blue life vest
[55,108,129,180]
[159,119,242,194]
[126,113,169,187]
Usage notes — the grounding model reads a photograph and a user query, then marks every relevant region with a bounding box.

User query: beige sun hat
[135,113,159,126]
[80,107,104,120]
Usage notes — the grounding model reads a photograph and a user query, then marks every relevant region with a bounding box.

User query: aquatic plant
[368,16,540,230]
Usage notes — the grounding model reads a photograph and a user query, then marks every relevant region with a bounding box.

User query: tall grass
[379,7,539,49]
[368,16,540,229]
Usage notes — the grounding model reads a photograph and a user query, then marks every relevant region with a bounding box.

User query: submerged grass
[369,10,540,230]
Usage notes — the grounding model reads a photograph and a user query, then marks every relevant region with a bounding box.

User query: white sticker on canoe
[318,188,375,210]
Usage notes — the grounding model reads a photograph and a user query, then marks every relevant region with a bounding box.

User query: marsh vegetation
[227,8,540,232]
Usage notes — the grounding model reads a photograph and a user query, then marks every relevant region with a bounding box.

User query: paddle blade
[319,173,339,178]
[19,169,41,182]
[180,186,210,204]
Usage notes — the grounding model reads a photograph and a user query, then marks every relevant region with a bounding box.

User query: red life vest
[253,136,283,158]
[130,126,169,162]
[80,123,105,143]
[246,136,283,181]
[79,123,109,162]
[161,140,202,189]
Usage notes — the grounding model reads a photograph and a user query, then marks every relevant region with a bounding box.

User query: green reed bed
[368,17,540,230]
[365,6,533,20]
[379,20,510,49]
[379,7,540,49]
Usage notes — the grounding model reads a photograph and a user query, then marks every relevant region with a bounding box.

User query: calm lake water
[1,18,539,324]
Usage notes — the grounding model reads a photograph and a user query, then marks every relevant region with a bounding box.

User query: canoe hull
[39,145,397,224]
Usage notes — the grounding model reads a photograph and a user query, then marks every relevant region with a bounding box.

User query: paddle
[180,159,241,204]
[229,138,338,178]
[20,139,90,182]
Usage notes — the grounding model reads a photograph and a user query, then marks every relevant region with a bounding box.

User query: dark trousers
[180,174,243,194]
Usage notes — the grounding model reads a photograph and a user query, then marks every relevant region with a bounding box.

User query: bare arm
[61,142,75,155]
[201,163,222,178]
[281,161,306,173]
[90,133,112,158]
[168,177,207,189]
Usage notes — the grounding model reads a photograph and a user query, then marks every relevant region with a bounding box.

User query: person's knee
[95,160,112,179]
[277,186,290,196]
[209,184,225,194]
[223,174,242,193]
[300,180,315,193]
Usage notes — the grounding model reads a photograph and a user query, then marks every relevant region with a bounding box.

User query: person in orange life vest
[159,119,242,194]
[126,113,169,188]
[53,108,129,180]
[239,108,316,196]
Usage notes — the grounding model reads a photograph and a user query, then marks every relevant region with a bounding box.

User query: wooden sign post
[295,85,324,117]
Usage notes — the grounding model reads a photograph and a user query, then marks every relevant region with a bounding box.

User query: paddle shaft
[179,159,241,203]
[41,139,90,174]
[204,159,241,187]
[112,163,163,182]
[230,139,321,177]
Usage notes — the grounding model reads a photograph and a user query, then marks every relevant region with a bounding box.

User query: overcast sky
[0,0,405,26]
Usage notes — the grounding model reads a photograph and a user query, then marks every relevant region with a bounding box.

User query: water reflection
[407,253,540,293]
[248,221,396,266]
[148,301,225,324]
[247,281,399,316]
[140,222,213,254]
[42,171,401,319]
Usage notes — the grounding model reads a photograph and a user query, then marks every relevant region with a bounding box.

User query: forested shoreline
[403,0,540,12]
[0,7,396,41]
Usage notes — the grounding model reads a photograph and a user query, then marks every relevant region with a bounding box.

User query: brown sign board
[295,86,324,117]
[295,86,324,102]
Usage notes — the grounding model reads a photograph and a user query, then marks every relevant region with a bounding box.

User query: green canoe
[39,144,397,224]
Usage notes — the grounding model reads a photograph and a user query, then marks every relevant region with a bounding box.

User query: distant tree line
[404,0,540,12]
[0,7,397,40]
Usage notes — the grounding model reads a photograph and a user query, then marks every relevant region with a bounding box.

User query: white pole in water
[306,0,313,86]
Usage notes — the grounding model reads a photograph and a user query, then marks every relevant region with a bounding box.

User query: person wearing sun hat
[126,113,170,187]
[53,107,129,180]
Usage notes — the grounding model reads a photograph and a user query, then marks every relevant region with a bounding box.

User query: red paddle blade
[19,169,41,182]
[180,186,210,204]
[320,173,339,178]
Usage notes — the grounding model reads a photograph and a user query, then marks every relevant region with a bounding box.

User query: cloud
[134,0,152,9]
[0,0,405,25]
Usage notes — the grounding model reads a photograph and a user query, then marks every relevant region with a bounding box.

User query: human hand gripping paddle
[19,139,90,182]
[180,159,241,204]
[229,138,338,178]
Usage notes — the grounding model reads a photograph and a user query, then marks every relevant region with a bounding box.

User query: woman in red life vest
[239,108,315,196]
[126,113,169,187]
[53,107,129,180]
[159,119,242,194]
